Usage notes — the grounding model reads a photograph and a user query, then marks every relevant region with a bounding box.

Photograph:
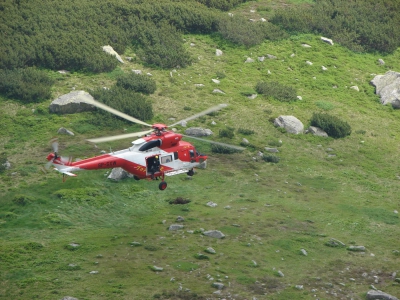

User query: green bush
[116,73,156,94]
[0,153,7,173]
[271,0,400,53]
[255,81,297,102]
[310,113,351,138]
[219,128,235,139]
[262,155,280,163]
[90,86,153,126]
[211,144,240,154]
[0,68,54,103]
[237,128,254,135]
[135,20,193,68]
[12,194,35,206]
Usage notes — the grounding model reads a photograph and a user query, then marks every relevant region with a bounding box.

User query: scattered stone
[89,271,99,274]
[206,201,217,207]
[2,160,11,170]
[306,126,328,137]
[57,70,69,74]
[212,89,225,94]
[347,245,366,252]
[350,85,359,91]
[264,147,279,153]
[168,224,184,231]
[212,282,225,290]
[295,285,304,290]
[258,56,265,62]
[297,95,302,100]
[130,241,142,247]
[394,210,398,214]
[366,290,399,300]
[212,79,220,84]
[277,270,284,277]
[102,45,124,63]
[267,54,277,59]
[378,59,385,65]
[203,230,225,239]
[301,43,311,48]
[251,260,258,267]
[176,216,185,222]
[132,69,142,74]
[195,253,209,260]
[260,18,266,22]
[247,94,257,99]
[300,249,308,256]
[306,61,313,65]
[190,43,195,47]
[242,138,249,144]
[322,66,328,71]
[57,127,75,136]
[150,266,163,272]
[216,49,223,56]
[61,297,78,300]
[290,53,295,57]
[325,238,346,247]
[205,247,216,254]
[321,37,334,45]
[245,57,255,63]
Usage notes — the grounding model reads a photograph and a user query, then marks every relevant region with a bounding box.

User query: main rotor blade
[84,99,152,127]
[87,130,153,144]
[182,134,245,151]
[50,138,59,153]
[169,104,228,127]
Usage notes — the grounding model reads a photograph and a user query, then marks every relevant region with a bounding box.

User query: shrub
[255,81,297,102]
[12,194,35,206]
[0,153,7,173]
[310,113,351,138]
[237,128,254,135]
[196,0,248,11]
[211,144,241,154]
[219,128,234,139]
[262,155,280,163]
[0,68,54,103]
[116,73,156,94]
[90,86,153,126]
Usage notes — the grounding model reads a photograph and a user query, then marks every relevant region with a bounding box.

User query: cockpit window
[161,155,172,164]
[189,150,195,158]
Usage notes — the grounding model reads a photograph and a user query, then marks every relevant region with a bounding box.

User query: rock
[190,43,195,47]
[247,94,257,99]
[267,54,277,59]
[260,18,267,22]
[245,57,255,63]
[277,270,284,277]
[322,66,328,71]
[108,168,133,180]
[176,216,185,222]
[325,238,346,247]
[295,285,304,290]
[306,126,328,137]
[378,59,385,65]
[89,271,99,274]
[206,201,217,207]
[264,147,279,153]
[258,56,265,62]
[194,84,205,87]
[212,282,224,290]
[306,61,313,65]
[205,247,216,254]
[184,127,213,137]
[2,160,11,170]
[132,69,142,74]
[350,85,359,91]
[216,49,223,56]
[50,91,96,114]
[212,79,220,84]
[347,245,366,252]
[130,242,142,247]
[297,95,302,100]
[370,71,400,107]
[301,43,311,48]
[61,297,79,300]
[300,249,308,256]
[168,224,184,231]
[274,116,304,134]
[57,127,75,136]
[242,138,249,144]
[321,37,334,45]
[102,45,124,63]
[203,230,225,239]
[212,89,225,94]
[366,290,399,300]
[150,266,163,272]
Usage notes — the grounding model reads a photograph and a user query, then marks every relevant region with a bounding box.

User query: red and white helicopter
[46,99,244,190]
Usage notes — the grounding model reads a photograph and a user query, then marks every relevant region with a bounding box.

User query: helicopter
[46,99,244,190]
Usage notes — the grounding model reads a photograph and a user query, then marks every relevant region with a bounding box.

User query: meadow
[1,1,400,299]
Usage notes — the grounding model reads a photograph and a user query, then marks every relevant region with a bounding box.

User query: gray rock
[203,230,225,239]
[258,56,265,62]
[150,266,164,272]
[176,216,185,222]
[168,224,184,231]
[89,271,99,274]
[61,297,79,300]
[378,59,385,65]
[366,290,399,300]
[107,168,133,181]
[212,89,225,94]
[300,248,308,256]
[247,94,257,99]
[370,71,400,106]
[306,60,313,65]
[205,247,216,254]
[264,147,279,153]
[57,127,75,136]
[245,57,255,63]
[242,138,249,144]
[277,270,284,277]
[267,54,277,59]
[347,245,366,252]
[212,282,225,290]
[321,37,334,45]
[350,85,359,91]
[194,84,205,87]
[274,116,304,134]
[216,49,223,56]
[325,238,346,247]
[50,91,96,114]
[102,45,124,63]
[212,79,220,84]
[132,69,142,74]
[2,160,11,170]
[302,43,311,48]
[184,127,213,137]
[306,126,328,137]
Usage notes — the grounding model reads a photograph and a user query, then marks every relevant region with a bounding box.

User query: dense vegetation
[255,81,297,102]
[310,112,352,138]
[271,0,400,53]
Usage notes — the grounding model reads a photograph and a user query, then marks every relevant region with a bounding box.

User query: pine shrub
[0,68,54,103]
[255,81,297,102]
[310,113,351,138]
[116,73,156,94]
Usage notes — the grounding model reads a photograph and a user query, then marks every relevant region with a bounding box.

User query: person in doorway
[150,156,160,179]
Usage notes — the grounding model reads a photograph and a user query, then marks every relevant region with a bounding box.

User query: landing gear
[134,175,140,181]
[187,169,194,176]
[159,181,167,190]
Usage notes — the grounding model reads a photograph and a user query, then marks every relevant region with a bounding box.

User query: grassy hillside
[1,1,400,299]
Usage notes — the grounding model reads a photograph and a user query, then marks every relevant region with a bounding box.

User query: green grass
[1,1,400,299]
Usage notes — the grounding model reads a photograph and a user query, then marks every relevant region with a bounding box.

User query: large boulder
[306,126,328,137]
[107,168,133,181]
[366,290,399,300]
[185,127,213,137]
[274,116,304,134]
[370,71,400,108]
[49,91,96,114]
[102,45,124,63]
